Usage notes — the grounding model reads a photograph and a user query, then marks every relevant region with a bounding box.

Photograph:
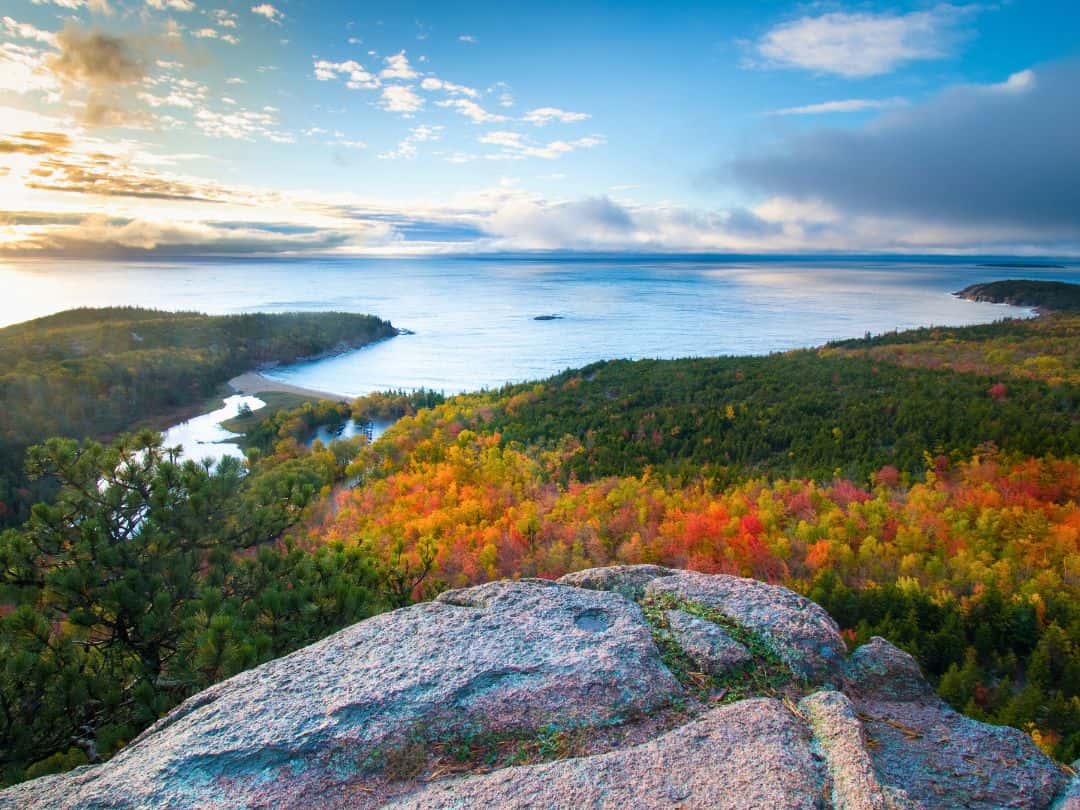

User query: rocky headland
[955,279,1080,312]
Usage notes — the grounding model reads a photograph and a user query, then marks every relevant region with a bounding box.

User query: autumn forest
[1,290,1078,786]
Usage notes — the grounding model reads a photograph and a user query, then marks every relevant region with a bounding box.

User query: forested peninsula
[956,279,1080,312]
[0,308,396,526]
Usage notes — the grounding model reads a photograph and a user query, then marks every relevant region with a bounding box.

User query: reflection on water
[305,418,395,447]
[162,395,265,465]
[3,257,1077,399]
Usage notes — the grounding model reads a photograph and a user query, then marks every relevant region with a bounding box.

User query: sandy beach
[228,372,348,401]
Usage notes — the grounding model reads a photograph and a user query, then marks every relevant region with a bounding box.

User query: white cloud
[226,76,245,84]
[194,105,291,142]
[2,16,58,45]
[378,123,442,159]
[523,106,590,125]
[189,26,238,44]
[768,97,908,116]
[0,41,60,96]
[478,130,523,149]
[992,68,1035,93]
[29,0,111,13]
[458,34,476,43]
[379,84,423,115]
[211,9,237,27]
[146,0,195,11]
[380,50,417,80]
[420,76,477,97]
[479,130,604,160]
[437,98,506,123]
[313,58,379,89]
[487,81,514,108]
[250,3,283,24]
[754,6,974,78]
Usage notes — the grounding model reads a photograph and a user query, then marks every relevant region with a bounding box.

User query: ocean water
[3,257,1076,397]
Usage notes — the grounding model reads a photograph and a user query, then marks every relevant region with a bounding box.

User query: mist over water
[3,258,1076,396]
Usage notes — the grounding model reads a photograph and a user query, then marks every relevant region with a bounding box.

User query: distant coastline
[955,279,1080,313]
[976,262,1066,270]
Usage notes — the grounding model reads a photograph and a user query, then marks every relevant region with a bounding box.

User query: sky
[0,0,1078,258]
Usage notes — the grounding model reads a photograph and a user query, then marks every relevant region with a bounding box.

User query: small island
[954,279,1080,312]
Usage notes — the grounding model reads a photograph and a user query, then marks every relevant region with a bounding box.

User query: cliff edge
[2,566,1075,809]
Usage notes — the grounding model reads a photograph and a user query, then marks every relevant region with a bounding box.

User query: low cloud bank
[728,61,1080,237]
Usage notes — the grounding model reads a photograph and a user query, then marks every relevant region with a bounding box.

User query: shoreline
[227,371,349,401]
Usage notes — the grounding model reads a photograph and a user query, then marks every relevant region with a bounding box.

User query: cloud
[768,97,908,116]
[312,58,378,89]
[193,105,291,142]
[82,97,154,127]
[49,27,145,85]
[381,50,417,80]
[479,131,604,160]
[0,131,72,154]
[29,0,112,13]
[146,0,195,11]
[190,22,239,43]
[523,107,590,125]
[486,196,634,248]
[458,34,476,43]
[25,158,229,202]
[0,42,61,96]
[211,9,237,27]
[379,85,423,115]
[479,194,787,252]
[436,98,505,123]
[1,214,355,258]
[378,124,442,159]
[2,131,241,203]
[420,76,477,97]
[2,16,58,46]
[727,62,1080,238]
[44,26,160,126]
[753,5,975,78]
[250,3,283,24]
[488,81,514,108]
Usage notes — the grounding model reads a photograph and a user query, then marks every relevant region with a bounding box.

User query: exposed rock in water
[1,567,1071,809]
